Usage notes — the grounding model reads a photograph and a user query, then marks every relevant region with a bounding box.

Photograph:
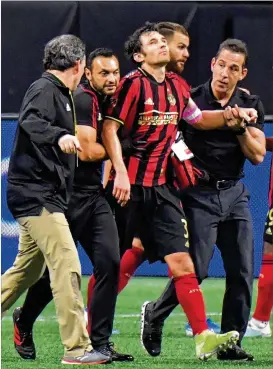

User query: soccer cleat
[194,329,239,361]
[217,344,254,361]
[61,349,111,365]
[13,307,36,360]
[245,318,272,337]
[185,317,220,337]
[140,301,163,357]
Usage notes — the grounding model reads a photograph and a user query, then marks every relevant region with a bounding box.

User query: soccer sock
[174,273,208,336]
[118,246,145,293]
[253,254,273,322]
[20,271,53,330]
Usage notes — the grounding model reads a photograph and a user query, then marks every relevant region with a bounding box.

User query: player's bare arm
[184,97,256,130]
[102,119,130,206]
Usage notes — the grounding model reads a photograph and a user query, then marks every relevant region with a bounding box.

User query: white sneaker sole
[140,301,151,353]
[61,359,107,365]
[199,331,239,361]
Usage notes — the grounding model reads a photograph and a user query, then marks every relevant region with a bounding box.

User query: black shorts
[264,207,273,244]
[123,184,190,262]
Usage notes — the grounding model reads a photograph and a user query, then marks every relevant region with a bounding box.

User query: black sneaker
[13,307,36,360]
[217,344,254,361]
[95,343,134,362]
[108,342,134,361]
[140,301,163,357]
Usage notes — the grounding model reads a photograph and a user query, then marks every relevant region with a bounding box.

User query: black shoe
[140,301,163,357]
[108,342,134,361]
[13,307,36,360]
[217,344,254,361]
[95,343,134,362]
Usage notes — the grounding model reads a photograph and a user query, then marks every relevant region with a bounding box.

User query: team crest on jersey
[167,94,176,106]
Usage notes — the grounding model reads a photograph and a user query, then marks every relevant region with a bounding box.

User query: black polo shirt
[182,80,264,180]
[73,82,106,189]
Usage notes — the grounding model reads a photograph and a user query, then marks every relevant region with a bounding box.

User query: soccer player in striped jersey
[102,22,253,360]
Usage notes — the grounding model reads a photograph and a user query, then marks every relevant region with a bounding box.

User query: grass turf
[1,277,273,368]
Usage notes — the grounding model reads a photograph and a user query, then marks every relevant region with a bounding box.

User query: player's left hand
[113,171,131,207]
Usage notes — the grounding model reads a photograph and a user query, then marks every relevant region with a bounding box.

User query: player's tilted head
[125,22,169,67]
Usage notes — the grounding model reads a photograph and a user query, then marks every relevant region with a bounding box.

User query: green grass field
[2,277,273,369]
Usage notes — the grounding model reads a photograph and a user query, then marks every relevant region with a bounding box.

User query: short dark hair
[156,22,189,40]
[43,34,85,71]
[124,22,159,64]
[216,39,248,67]
[87,48,117,69]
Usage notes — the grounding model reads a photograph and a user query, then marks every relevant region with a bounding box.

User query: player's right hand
[113,171,131,207]
[58,134,82,154]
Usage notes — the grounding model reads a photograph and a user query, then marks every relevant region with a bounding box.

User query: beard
[166,60,184,75]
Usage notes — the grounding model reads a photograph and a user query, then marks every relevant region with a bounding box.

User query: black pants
[151,181,254,343]
[19,188,120,348]
[104,181,129,257]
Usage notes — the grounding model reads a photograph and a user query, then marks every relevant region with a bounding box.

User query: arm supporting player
[102,119,130,206]
[77,125,107,162]
[183,98,256,130]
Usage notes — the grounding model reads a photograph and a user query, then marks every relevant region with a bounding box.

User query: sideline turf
[1,277,273,369]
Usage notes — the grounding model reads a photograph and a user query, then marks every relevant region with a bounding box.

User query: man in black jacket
[8,48,133,363]
[1,35,110,365]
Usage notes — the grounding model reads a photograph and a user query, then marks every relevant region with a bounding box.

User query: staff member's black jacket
[7,72,77,218]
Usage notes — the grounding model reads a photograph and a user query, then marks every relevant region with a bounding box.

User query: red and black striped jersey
[105,68,199,187]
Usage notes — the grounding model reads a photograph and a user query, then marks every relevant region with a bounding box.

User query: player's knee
[165,252,195,278]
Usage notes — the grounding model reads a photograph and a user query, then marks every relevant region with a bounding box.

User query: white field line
[3,311,263,322]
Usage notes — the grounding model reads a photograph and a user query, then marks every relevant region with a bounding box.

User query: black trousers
[151,181,254,343]
[19,188,120,348]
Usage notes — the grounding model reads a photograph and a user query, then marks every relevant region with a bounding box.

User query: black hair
[87,47,117,69]
[216,39,248,67]
[124,22,159,64]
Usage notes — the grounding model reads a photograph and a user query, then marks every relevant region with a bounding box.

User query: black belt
[199,177,238,190]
